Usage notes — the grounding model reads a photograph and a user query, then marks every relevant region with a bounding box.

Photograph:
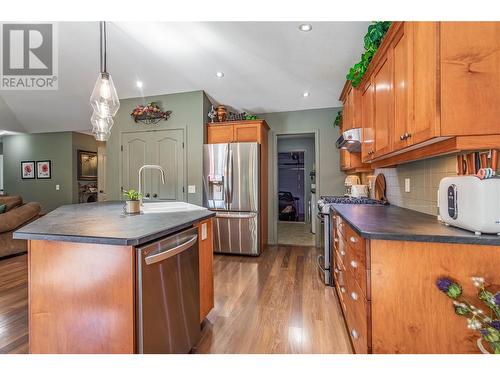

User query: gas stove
[317,195,387,214]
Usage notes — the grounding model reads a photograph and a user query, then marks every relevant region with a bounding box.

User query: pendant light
[90,21,120,141]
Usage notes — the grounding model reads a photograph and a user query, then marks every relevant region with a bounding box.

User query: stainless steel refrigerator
[203,142,260,256]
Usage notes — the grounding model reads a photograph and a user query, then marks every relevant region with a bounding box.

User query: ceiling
[0,21,369,134]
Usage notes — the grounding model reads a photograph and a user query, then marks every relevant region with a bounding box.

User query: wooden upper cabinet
[206,124,234,143]
[340,83,362,131]
[361,79,375,162]
[373,54,393,157]
[234,123,262,142]
[392,22,414,151]
[440,22,500,136]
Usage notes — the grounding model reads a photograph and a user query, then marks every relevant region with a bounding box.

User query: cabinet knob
[350,260,358,268]
[334,238,339,243]
[153,193,158,198]
[400,134,405,141]
[351,329,359,340]
[351,292,359,301]
[334,267,339,274]
[405,132,412,139]
[145,193,150,198]
[340,287,346,293]
[340,250,346,256]
[349,236,357,243]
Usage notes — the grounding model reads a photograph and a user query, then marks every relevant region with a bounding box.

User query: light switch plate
[201,223,207,240]
[188,185,196,194]
[404,178,411,193]
[56,184,60,191]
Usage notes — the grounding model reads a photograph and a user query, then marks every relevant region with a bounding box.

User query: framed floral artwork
[21,161,35,179]
[36,160,51,179]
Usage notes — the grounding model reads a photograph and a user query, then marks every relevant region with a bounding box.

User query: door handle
[144,234,198,265]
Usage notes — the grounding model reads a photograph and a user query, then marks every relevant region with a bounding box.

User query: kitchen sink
[141,201,207,214]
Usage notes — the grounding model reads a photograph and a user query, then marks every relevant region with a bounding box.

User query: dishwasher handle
[144,234,198,265]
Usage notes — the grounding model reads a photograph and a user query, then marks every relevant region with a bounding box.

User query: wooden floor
[0,246,352,354]
[0,254,28,354]
[194,246,352,354]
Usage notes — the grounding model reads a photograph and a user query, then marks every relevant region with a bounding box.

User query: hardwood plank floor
[0,247,352,354]
[0,254,28,354]
[194,246,352,354]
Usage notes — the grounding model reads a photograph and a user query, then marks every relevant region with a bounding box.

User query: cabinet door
[441,22,500,136]
[412,22,439,143]
[121,131,148,192]
[234,123,261,142]
[197,218,214,323]
[373,54,393,157]
[361,79,375,162]
[392,23,414,151]
[342,90,351,131]
[207,125,234,143]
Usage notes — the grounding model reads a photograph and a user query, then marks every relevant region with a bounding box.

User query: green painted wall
[257,107,344,244]
[107,90,210,205]
[3,132,73,213]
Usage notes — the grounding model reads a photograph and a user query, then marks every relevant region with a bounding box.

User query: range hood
[335,128,362,152]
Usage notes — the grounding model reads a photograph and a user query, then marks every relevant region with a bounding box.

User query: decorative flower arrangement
[131,102,172,125]
[436,276,500,354]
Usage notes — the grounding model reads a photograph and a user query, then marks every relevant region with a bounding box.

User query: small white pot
[125,200,141,214]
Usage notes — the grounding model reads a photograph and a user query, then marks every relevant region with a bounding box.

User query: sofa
[0,196,41,258]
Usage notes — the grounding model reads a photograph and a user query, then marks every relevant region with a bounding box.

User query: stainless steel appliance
[335,128,362,152]
[203,142,260,255]
[316,196,388,286]
[136,227,200,353]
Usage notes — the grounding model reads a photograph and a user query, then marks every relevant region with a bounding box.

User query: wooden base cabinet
[197,218,214,323]
[331,213,500,354]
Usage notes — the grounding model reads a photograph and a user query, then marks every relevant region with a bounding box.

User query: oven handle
[316,254,329,272]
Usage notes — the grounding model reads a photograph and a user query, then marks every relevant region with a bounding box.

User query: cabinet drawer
[344,270,369,354]
[345,225,366,255]
[337,231,348,263]
[334,267,348,313]
[335,215,346,238]
[345,244,367,299]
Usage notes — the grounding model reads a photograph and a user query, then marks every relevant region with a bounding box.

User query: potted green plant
[123,189,143,214]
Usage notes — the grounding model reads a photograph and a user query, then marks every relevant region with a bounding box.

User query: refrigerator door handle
[227,149,234,205]
[224,146,230,210]
[216,212,257,219]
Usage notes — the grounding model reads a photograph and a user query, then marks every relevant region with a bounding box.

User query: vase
[216,105,227,122]
[125,200,141,214]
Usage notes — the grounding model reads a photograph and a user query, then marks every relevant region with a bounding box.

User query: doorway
[276,133,316,247]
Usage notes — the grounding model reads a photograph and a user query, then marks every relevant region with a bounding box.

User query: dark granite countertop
[14,201,215,246]
[330,203,500,246]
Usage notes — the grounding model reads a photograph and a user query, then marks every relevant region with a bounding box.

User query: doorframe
[277,149,307,223]
[272,130,320,245]
[119,128,187,202]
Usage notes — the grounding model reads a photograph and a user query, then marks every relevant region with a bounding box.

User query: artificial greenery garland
[346,21,391,87]
[333,110,343,128]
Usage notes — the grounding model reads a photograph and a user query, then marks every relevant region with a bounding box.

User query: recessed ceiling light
[299,24,312,32]
[302,92,310,97]
[215,71,224,78]
[136,80,143,88]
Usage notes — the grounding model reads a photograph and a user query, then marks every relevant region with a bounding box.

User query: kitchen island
[329,203,500,354]
[14,201,215,354]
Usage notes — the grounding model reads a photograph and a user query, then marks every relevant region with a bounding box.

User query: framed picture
[21,161,35,179]
[36,160,51,179]
[77,150,98,181]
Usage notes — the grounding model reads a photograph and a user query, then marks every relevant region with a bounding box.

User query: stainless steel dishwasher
[136,227,200,353]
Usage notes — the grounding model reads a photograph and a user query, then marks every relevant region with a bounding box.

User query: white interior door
[97,145,107,201]
[121,129,185,201]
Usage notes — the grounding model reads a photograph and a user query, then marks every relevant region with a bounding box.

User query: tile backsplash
[374,155,458,216]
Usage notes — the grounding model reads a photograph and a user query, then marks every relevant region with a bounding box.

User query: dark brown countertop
[14,201,215,246]
[330,203,500,246]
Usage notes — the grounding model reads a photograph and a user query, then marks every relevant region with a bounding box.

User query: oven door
[316,212,333,286]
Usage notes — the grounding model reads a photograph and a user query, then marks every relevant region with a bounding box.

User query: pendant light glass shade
[91,111,114,141]
[90,21,119,141]
[90,72,120,118]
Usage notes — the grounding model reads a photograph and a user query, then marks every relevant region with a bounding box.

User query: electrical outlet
[201,223,207,240]
[404,178,411,193]
[56,184,60,191]
[188,185,196,194]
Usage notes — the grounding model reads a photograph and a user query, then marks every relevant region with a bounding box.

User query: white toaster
[438,176,500,235]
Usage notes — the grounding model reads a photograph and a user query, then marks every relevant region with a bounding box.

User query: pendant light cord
[99,21,107,73]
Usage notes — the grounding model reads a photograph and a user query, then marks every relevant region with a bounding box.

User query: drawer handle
[349,236,357,244]
[340,287,346,293]
[350,260,358,268]
[340,250,346,256]
[351,292,358,301]
[339,223,344,227]
[334,267,339,274]
[351,329,359,340]
[334,238,339,243]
